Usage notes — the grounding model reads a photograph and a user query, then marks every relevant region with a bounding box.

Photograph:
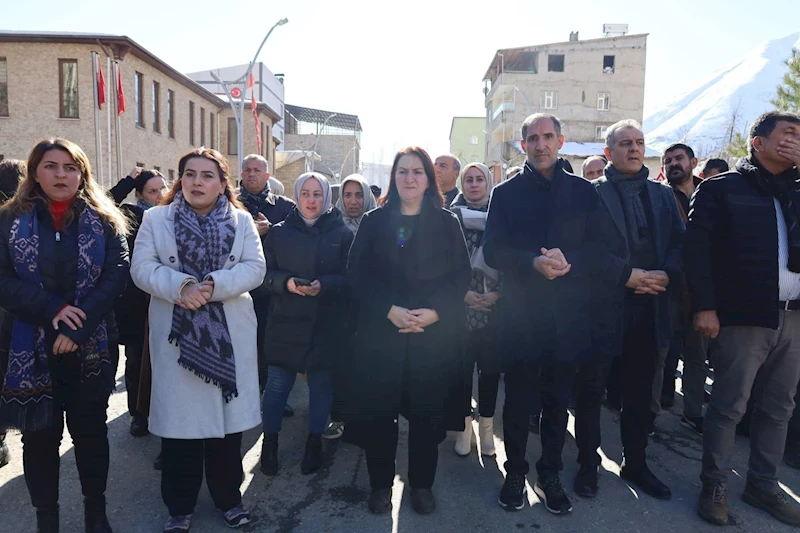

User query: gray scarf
[335,174,377,234]
[605,164,652,250]
[169,191,238,402]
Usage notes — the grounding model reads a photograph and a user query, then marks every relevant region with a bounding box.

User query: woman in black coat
[259,172,353,477]
[340,146,471,515]
[109,167,167,437]
[0,138,129,533]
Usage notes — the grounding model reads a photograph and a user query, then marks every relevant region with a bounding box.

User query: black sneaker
[680,415,703,435]
[742,482,800,527]
[130,415,149,437]
[410,488,436,514]
[368,488,392,514]
[574,465,598,498]
[620,463,671,500]
[498,472,526,511]
[533,477,573,514]
[219,504,251,528]
[528,413,540,434]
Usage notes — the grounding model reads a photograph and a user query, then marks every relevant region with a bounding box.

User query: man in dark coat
[591,120,683,501]
[237,154,294,398]
[687,111,800,527]
[434,154,461,206]
[483,113,620,516]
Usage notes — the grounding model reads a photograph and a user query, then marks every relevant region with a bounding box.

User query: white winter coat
[130,203,266,439]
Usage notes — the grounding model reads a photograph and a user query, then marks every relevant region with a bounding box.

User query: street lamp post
[310,113,338,172]
[211,17,288,177]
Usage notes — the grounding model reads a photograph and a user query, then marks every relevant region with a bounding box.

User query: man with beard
[434,154,461,206]
[658,144,710,435]
[687,112,800,526]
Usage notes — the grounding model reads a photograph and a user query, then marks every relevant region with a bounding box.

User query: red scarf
[49,198,75,231]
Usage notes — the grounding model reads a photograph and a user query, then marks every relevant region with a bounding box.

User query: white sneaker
[454,416,473,456]
[478,416,496,456]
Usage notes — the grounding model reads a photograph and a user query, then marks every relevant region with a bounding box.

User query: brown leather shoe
[742,482,800,527]
[698,482,728,525]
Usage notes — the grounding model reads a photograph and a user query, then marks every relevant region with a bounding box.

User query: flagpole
[107,56,113,188]
[113,61,124,182]
[92,52,104,187]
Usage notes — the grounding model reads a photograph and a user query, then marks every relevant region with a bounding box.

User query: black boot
[84,496,112,533]
[260,433,279,476]
[36,506,59,533]
[301,433,323,475]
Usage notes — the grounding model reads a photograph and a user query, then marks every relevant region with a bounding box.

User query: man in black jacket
[484,113,619,516]
[238,154,294,396]
[591,120,683,501]
[686,111,800,527]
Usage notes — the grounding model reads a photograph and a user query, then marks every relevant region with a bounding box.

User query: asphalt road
[2,351,800,532]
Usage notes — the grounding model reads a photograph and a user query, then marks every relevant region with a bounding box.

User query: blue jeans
[261,365,332,435]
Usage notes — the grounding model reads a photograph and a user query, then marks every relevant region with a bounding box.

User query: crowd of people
[1,110,800,532]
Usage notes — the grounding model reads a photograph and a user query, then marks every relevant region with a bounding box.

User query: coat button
[169,256,176,263]
[229,255,236,261]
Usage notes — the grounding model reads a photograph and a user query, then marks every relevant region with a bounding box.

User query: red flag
[247,73,255,90]
[96,55,106,109]
[249,73,262,150]
[116,63,125,115]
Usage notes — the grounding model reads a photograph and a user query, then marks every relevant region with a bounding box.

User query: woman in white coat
[131,148,266,533]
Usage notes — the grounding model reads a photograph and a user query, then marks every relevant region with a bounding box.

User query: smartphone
[294,278,313,287]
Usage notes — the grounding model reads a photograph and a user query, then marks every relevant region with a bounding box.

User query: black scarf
[169,192,238,401]
[238,183,270,215]
[739,157,800,273]
[605,164,652,251]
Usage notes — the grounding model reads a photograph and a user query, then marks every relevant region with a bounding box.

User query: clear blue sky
[3,0,800,163]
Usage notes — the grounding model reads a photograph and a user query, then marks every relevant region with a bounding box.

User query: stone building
[482,31,660,179]
[0,31,283,190]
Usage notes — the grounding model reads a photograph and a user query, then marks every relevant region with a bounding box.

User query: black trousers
[161,433,244,516]
[22,361,110,509]
[503,362,574,478]
[465,328,501,418]
[575,361,612,467]
[360,418,441,490]
[619,301,659,468]
[123,341,144,417]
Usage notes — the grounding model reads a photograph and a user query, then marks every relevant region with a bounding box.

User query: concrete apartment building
[0,31,283,190]
[483,30,659,179]
[281,104,362,184]
[449,117,486,166]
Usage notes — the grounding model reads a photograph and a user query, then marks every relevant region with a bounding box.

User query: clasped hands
[625,268,670,295]
[464,291,501,312]
[534,247,571,280]
[287,278,322,297]
[178,280,215,310]
[387,305,439,334]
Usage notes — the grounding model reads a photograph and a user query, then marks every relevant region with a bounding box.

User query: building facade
[482,32,648,180]
[449,117,485,166]
[0,32,282,191]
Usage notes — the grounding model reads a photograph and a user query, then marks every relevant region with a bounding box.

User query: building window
[468,135,479,145]
[134,72,144,127]
[595,125,608,141]
[541,90,558,110]
[227,118,238,155]
[59,59,79,118]
[168,169,175,181]
[0,57,8,117]
[547,54,565,72]
[200,107,206,146]
[152,81,161,133]
[136,161,145,168]
[167,90,175,139]
[603,55,615,73]
[597,92,610,111]
[210,112,216,149]
[189,101,195,145]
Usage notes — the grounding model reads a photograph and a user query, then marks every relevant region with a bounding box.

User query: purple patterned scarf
[169,191,238,401]
[0,204,110,431]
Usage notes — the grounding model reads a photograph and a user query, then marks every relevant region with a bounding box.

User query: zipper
[55,231,61,242]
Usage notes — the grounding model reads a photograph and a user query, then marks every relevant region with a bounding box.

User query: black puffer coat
[0,198,129,373]
[258,207,353,374]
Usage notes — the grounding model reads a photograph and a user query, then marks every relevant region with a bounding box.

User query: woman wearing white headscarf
[258,172,354,477]
[335,174,377,235]
[448,163,503,458]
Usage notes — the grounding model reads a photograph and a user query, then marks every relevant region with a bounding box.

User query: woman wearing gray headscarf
[259,172,353,477]
[335,174,377,235]
[448,163,503,458]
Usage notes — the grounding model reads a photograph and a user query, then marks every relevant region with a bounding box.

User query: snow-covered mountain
[644,32,800,155]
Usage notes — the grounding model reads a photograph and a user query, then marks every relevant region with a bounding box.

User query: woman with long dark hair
[0,139,129,532]
[258,172,353,476]
[340,146,471,515]
[131,148,266,532]
[448,163,503,458]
